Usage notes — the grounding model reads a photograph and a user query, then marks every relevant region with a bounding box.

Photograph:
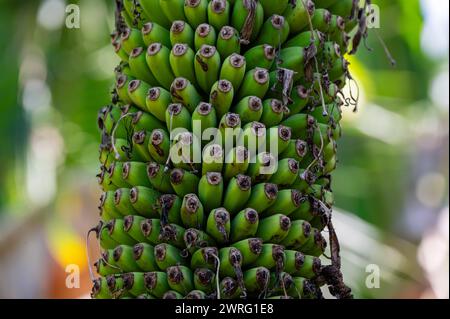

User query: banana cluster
[92,0,363,299]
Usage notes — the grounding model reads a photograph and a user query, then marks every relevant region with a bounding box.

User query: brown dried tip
[159,194,177,210]
[167,266,184,284]
[168,103,183,116]
[106,275,118,291]
[279,125,292,142]
[133,130,147,145]
[256,268,270,288]
[249,238,263,255]
[244,209,258,224]
[163,292,179,299]
[295,252,305,270]
[251,122,266,137]
[197,23,212,37]
[151,129,164,146]
[113,41,121,53]
[130,47,143,58]
[170,169,184,184]
[230,54,245,68]
[130,187,140,204]
[296,140,308,157]
[133,243,144,259]
[212,0,226,13]
[263,45,276,61]
[303,221,312,238]
[155,244,167,261]
[225,113,241,128]
[112,245,123,262]
[186,0,201,7]
[207,172,222,185]
[171,21,185,33]
[220,26,235,40]
[248,96,262,111]
[121,28,131,40]
[198,102,213,115]
[288,159,300,174]
[202,247,219,264]
[236,146,249,162]
[236,175,251,191]
[143,272,157,290]
[336,16,346,31]
[186,291,204,299]
[132,111,145,125]
[113,189,123,205]
[222,277,238,296]
[323,9,332,26]
[271,15,285,29]
[128,79,141,93]
[141,219,153,237]
[200,45,216,58]
[264,183,278,200]
[254,68,269,84]
[172,43,188,56]
[279,215,291,231]
[147,43,162,56]
[214,208,230,224]
[123,273,134,289]
[312,257,322,276]
[296,85,309,99]
[184,194,200,214]
[218,79,232,93]
[291,189,302,207]
[195,269,213,285]
[229,248,242,265]
[142,22,153,35]
[123,215,134,232]
[147,162,160,178]
[184,229,199,245]
[270,99,284,114]
[116,74,127,89]
[122,162,131,179]
[306,0,315,16]
[272,244,285,261]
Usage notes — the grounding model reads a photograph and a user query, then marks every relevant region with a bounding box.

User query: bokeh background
[0,0,448,299]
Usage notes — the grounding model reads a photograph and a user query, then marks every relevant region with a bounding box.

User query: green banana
[230,208,259,243]
[91,277,112,299]
[194,45,221,94]
[114,188,140,216]
[260,0,289,18]
[123,272,147,297]
[140,0,172,28]
[132,110,165,132]
[194,268,216,294]
[309,8,332,32]
[232,96,263,124]
[148,129,171,164]
[262,189,302,217]
[288,277,318,299]
[128,47,158,85]
[210,79,234,120]
[222,174,252,214]
[285,251,321,279]
[260,99,285,127]
[284,0,315,34]
[159,223,187,249]
[251,244,285,271]
[236,68,270,101]
[223,146,249,181]
[231,238,263,266]
[113,245,142,272]
[155,243,187,270]
[170,131,201,172]
[170,20,195,48]
[191,247,219,271]
[247,152,276,183]
[170,78,202,113]
[160,0,187,22]
[130,186,161,218]
[141,218,163,245]
[108,162,130,189]
[220,53,246,92]
[99,191,123,221]
[169,44,197,85]
[146,43,175,89]
[266,125,292,155]
[180,193,205,229]
[184,0,208,29]
[121,28,145,55]
[132,131,152,162]
[231,0,264,43]
[256,214,291,243]
[123,215,148,243]
[184,228,216,255]
[256,15,290,47]
[147,162,174,193]
[123,162,152,188]
[170,168,200,198]
[201,144,224,175]
[133,243,159,271]
[280,139,308,163]
[97,221,119,249]
[206,208,231,244]
[193,103,218,141]
[217,26,240,60]
[94,256,120,277]
[116,74,135,105]
[208,0,230,31]
[141,22,171,47]
[244,44,276,71]
[198,172,224,212]
[157,194,183,225]
[280,219,312,249]
[282,114,316,139]
[298,228,327,257]
[144,271,170,298]
[245,182,278,213]
[194,23,217,52]
[269,158,300,187]
[165,103,192,131]
[113,41,129,62]
[220,277,242,299]
[166,265,195,295]
[288,85,310,115]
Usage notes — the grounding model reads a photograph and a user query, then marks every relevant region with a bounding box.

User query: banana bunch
[93,0,366,299]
